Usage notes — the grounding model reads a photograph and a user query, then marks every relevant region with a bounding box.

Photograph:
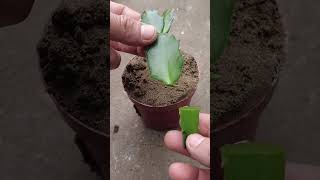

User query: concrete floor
[0,0,320,179]
[110,0,210,179]
[256,0,320,166]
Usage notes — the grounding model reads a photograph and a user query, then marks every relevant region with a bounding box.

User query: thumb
[186,134,210,167]
[110,13,157,46]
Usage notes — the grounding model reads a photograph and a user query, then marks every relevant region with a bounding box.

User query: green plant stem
[179,106,200,148]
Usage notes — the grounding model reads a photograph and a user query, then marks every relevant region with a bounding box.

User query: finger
[169,162,210,180]
[110,13,157,46]
[110,41,145,56]
[164,130,190,157]
[186,134,210,167]
[199,113,210,137]
[110,48,121,69]
[110,1,140,20]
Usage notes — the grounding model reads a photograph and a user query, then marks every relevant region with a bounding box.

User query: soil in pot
[122,52,199,106]
[212,0,286,125]
[37,0,108,133]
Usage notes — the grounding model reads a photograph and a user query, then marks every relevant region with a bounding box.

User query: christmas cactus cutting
[141,9,183,86]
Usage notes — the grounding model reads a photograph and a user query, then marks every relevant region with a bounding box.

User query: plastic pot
[47,93,107,178]
[213,79,278,179]
[49,94,108,178]
[130,90,196,131]
[38,67,107,179]
[124,53,200,131]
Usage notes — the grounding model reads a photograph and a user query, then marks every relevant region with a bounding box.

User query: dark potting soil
[212,0,286,124]
[37,0,108,133]
[122,52,199,106]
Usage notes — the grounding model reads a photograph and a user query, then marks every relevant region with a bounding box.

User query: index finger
[110,1,140,20]
[164,113,210,157]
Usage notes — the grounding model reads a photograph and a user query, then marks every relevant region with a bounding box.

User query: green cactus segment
[162,9,174,33]
[142,9,183,85]
[141,10,164,33]
[212,0,235,63]
[221,143,285,180]
[179,106,200,147]
[146,34,183,85]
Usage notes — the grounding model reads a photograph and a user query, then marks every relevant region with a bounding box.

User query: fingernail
[187,134,205,149]
[141,25,156,41]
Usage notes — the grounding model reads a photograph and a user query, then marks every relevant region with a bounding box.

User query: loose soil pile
[122,52,199,106]
[37,0,108,133]
[212,0,286,125]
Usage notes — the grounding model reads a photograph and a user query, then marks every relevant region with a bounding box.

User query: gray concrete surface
[110,0,210,179]
[0,0,99,179]
[286,162,320,180]
[257,0,320,166]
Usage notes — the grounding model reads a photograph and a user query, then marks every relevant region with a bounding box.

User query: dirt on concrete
[122,52,199,106]
[212,0,286,124]
[37,0,108,133]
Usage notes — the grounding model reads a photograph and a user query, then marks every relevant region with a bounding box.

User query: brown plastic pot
[38,67,107,179]
[129,90,196,131]
[213,79,278,180]
[49,95,108,178]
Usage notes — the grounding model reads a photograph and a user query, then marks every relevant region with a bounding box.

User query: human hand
[110,1,157,69]
[165,113,210,180]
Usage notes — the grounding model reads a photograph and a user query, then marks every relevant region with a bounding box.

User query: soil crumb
[122,52,199,106]
[37,0,108,133]
[212,0,286,124]
[113,125,119,134]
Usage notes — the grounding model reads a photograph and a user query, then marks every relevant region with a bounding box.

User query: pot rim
[48,92,108,137]
[128,87,197,109]
[213,78,278,133]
